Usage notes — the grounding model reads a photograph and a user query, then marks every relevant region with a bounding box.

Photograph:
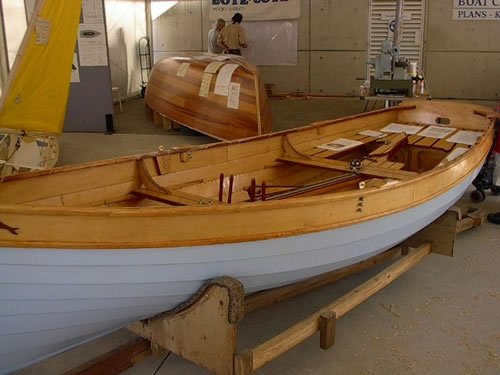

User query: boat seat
[278,155,416,180]
[132,188,223,206]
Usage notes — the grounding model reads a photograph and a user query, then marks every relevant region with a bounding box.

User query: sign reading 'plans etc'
[453,0,500,20]
[209,0,300,21]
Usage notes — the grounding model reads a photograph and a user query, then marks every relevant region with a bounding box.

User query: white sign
[82,0,104,24]
[453,9,500,19]
[227,82,241,109]
[417,126,457,139]
[209,0,301,21]
[447,131,483,145]
[176,62,191,77]
[380,123,424,135]
[214,64,239,96]
[199,73,213,97]
[453,0,500,20]
[454,0,500,8]
[78,23,108,66]
[79,45,108,66]
[317,139,363,152]
[35,18,51,45]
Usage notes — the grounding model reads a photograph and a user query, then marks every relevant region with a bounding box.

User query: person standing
[208,19,226,54]
[217,13,247,56]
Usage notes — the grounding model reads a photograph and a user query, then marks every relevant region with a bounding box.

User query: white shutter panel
[368,0,425,75]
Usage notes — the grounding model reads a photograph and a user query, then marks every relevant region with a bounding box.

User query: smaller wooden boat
[145,54,273,140]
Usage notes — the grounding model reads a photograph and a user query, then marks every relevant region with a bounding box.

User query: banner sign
[453,0,500,20]
[209,0,300,21]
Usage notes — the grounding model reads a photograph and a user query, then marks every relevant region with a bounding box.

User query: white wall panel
[259,51,310,94]
[426,52,500,100]
[105,0,147,98]
[427,1,500,52]
[311,0,369,51]
[152,0,202,52]
[310,51,367,95]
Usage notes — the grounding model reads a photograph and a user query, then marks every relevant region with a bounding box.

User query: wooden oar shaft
[251,243,432,370]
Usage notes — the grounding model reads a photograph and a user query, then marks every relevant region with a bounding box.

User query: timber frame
[62,208,485,375]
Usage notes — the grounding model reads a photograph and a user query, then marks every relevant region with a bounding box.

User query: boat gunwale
[0,104,418,183]
[0,122,493,249]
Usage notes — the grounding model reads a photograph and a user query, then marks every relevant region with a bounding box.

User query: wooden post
[234,350,253,375]
[319,312,336,350]
[129,277,244,375]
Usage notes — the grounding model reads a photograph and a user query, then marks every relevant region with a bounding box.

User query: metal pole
[393,0,404,53]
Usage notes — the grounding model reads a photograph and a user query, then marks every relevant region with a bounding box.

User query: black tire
[491,185,500,196]
[470,189,486,203]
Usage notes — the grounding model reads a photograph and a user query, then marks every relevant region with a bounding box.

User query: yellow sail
[0,0,82,134]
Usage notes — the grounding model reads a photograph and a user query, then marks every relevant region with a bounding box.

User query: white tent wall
[105,0,147,99]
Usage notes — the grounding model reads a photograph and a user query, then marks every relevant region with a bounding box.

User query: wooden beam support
[319,312,336,350]
[129,277,244,375]
[62,338,152,375]
[248,243,431,371]
[403,211,457,257]
[244,246,403,313]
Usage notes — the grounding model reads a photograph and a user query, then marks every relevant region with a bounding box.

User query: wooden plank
[249,243,432,371]
[132,189,223,206]
[415,137,438,148]
[277,155,417,180]
[408,134,424,145]
[244,247,403,313]
[370,133,408,157]
[62,338,152,375]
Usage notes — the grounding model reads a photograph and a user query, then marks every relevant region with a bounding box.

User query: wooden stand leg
[319,312,336,350]
[153,111,163,126]
[403,211,458,257]
[129,277,244,375]
[162,117,173,130]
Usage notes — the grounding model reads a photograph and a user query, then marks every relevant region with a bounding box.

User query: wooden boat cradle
[62,209,478,375]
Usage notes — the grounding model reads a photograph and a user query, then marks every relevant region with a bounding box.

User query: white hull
[0,167,479,373]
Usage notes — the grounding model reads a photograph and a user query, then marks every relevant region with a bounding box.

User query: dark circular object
[470,189,486,203]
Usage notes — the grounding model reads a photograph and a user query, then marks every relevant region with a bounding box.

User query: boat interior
[0,102,493,209]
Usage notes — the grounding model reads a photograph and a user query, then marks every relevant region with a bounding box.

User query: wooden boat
[145,54,273,140]
[0,99,495,372]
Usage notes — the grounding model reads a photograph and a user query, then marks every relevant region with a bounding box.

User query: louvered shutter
[368,0,425,76]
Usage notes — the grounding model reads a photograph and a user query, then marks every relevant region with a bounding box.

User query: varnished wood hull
[145,54,273,140]
[0,100,495,372]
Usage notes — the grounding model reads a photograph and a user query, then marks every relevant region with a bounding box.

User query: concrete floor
[14,98,500,375]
